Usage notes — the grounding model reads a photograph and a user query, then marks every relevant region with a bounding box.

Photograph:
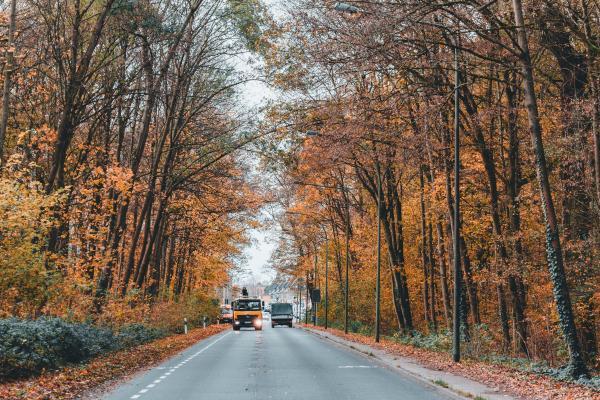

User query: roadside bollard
[184,317,188,334]
[203,316,207,328]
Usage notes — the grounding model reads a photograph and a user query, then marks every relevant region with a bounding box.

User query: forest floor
[301,325,599,400]
[0,324,229,400]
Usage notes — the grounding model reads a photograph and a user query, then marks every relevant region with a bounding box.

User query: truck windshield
[235,300,261,310]
[271,303,293,315]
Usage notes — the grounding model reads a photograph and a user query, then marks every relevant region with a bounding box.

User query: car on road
[271,303,293,328]
[231,298,263,330]
[219,305,233,323]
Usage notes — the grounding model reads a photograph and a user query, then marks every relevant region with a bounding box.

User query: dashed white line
[127,331,231,398]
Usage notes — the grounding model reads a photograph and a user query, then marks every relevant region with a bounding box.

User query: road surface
[102,325,455,400]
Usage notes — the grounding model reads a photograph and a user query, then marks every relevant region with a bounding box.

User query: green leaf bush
[0,318,167,380]
[116,323,166,348]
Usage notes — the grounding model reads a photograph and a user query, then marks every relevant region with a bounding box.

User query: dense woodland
[264,0,599,379]
[0,0,598,386]
[0,0,269,331]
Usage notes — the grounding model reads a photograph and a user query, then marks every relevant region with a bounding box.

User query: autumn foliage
[264,0,599,381]
[0,0,263,350]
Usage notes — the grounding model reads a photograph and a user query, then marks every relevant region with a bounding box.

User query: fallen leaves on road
[0,324,230,400]
[304,325,599,400]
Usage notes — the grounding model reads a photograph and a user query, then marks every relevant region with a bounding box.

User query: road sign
[311,289,321,303]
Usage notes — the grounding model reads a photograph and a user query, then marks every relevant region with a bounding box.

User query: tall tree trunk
[436,220,452,329]
[428,221,438,332]
[460,237,480,325]
[420,167,431,328]
[0,0,17,163]
[505,70,529,355]
[511,0,588,377]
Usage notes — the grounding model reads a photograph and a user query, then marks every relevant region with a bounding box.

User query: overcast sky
[234,0,285,285]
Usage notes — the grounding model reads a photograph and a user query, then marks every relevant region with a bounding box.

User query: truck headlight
[234,320,240,325]
[254,319,262,327]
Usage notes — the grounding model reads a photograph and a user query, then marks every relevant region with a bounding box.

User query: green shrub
[70,323,119,357]
[116,323,166,347]
[0,318,167,380]
[0,317,93,379]
[391,330,452,352]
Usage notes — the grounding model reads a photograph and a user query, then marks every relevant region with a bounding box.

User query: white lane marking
[128,332,232,398]
[338,365,376,368]
[191,331,232,355]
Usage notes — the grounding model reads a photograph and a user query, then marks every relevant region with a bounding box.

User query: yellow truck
[231,298,263,331]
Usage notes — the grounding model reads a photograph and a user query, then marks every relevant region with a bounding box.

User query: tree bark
[511,0,588,377]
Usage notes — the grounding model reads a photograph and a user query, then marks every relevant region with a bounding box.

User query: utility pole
[375,166,382,342]
[344,187,350,334]
[324,229,329,329]
[314,248,318,326]
[305,270,309,325]
[452,34,462,363]
[299,280,302,322]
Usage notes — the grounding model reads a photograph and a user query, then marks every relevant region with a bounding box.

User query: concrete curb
[301,326,518,400]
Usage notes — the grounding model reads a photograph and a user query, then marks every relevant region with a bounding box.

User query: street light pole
[452,36,462,363]
[297,280,301,322]
[305,270,309,325]
[375,166,382,342]
[332,1,463,359]
[344,188,350,334]
[325,230,329,329]
[314,249,318,326]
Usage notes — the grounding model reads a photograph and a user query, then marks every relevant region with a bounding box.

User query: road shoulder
[301,326,517,400]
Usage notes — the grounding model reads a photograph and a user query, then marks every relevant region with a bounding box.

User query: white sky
[234,0,285,285]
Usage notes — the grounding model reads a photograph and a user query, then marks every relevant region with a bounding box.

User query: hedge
[0,317,166,380]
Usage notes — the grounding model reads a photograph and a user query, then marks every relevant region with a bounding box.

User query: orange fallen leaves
[304,325,599,400]
[0,324,229,400]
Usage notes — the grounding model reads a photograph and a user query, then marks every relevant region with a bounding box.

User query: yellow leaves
[0,155,65,317]
[106,165,133,194]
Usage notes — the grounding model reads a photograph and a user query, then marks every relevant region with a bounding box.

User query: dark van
[271,303,293,328]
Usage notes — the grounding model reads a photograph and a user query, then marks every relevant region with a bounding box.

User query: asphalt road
[102,324,454,400]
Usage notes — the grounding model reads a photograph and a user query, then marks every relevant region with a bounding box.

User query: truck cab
[270,303,293,328]
[231,298,263,330]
